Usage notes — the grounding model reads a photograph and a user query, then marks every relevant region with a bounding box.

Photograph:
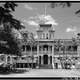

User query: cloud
[66,27,77,32]
[24,4,33,10]
[22,14,58,27]
[29,14,58,26]
[23,19,38,26]
[27,20,39,26]
[45,21,58,25]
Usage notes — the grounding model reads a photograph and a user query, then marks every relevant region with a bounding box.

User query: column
[41,56,43,65]
[5,55,7,64]
[37,43,39,65]
[52,43,54,68]
[50,46,52,53]
[48,46,49,54]
[48,56,50,65]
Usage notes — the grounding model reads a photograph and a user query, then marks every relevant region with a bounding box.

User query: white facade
[20,23,79,69]
[36,23,55,66]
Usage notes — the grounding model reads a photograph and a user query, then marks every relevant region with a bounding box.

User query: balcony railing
[22,51,37,55]
[54,51,78,55]
[22,50,78,56]
[39,51,52,54]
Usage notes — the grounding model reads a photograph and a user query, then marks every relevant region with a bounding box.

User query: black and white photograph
[0,1,80,78]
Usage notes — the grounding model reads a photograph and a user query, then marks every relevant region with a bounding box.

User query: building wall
[19,23,80,68]
[21,39,78,56]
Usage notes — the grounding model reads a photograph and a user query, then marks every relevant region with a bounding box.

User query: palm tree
[50,2,80,16]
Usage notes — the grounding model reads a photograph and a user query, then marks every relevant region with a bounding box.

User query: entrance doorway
[39,56,41,64]
[43,55,48,64]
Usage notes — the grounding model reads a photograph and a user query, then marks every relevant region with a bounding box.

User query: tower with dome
[35,13,57,68]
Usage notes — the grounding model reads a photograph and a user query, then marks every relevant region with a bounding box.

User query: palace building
[18,22,80,69]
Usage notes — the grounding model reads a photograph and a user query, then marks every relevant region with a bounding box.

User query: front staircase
[39,64,53,69]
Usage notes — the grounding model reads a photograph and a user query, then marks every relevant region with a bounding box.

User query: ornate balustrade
[39,51,52,54]
[54,51,78,55]
[22,51,37,55]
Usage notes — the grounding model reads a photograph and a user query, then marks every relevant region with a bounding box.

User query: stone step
[39,64,53,69]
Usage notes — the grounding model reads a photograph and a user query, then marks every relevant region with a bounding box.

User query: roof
[39,24,52,27]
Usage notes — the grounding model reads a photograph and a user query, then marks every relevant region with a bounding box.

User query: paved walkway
[0,69,80,77]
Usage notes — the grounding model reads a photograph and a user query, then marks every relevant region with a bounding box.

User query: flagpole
[44,3,47,23]
[44,4,47,16]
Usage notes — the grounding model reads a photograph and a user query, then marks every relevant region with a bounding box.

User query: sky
[0,0,80,1]
[8,2,80,39]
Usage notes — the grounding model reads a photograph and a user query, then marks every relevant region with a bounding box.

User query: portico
[37,42,54,65]
[36,23,55,68]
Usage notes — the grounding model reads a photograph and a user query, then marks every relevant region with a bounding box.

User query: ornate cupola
[36,4,57,40]
[37,23,55,40]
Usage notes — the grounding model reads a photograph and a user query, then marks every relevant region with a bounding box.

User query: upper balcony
[54,51,78,55]
[22,51,37,56]
[36,38,54,42]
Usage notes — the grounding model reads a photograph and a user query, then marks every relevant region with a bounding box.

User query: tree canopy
[50,2,80,15]
[0,2,24,56]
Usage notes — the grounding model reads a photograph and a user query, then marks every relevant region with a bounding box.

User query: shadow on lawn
[0,68,28,75]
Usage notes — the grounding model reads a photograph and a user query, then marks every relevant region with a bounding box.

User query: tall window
[39,56,41,64]
[50,56,52,64]
[43,33,45,39]
[22,45,25,51]
[32,46,37,51]
[26,45,31,51]
[46,33,48,39]
[67,46,72,51]
[50,33,51,39]
[54,45,59,52]
[72,45,77,51]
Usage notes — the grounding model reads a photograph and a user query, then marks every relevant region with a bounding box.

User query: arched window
[26,45,31,51]
[72,45,77,51]
[32,46,37,51]
[22,45,25,51]
[39,56,41,64]
[50,56,52,64]
[50,33,51,39]
[43,33,45,39]
[7,56,10,62]
[68,46,72,51]
[46,33,48,39]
